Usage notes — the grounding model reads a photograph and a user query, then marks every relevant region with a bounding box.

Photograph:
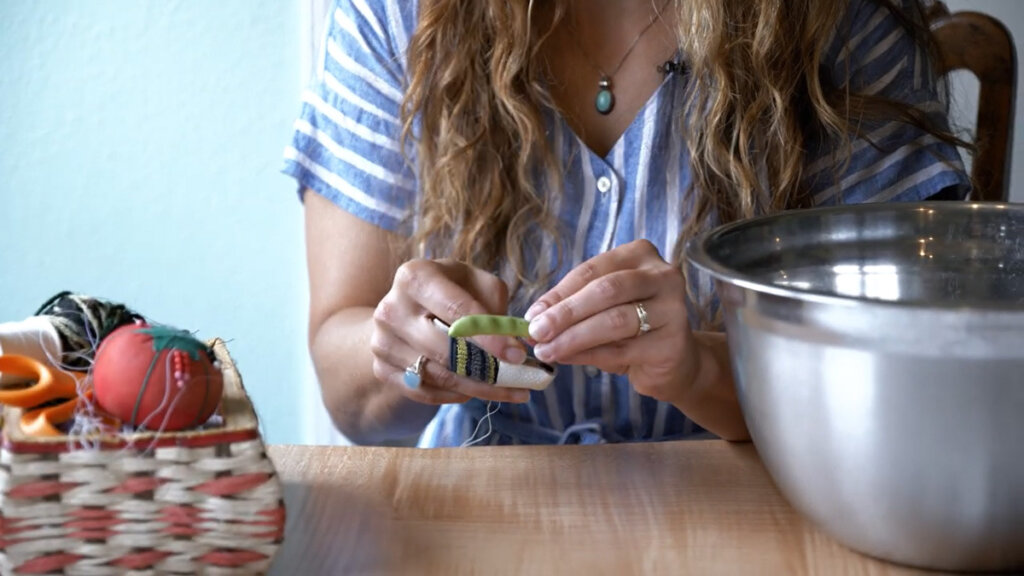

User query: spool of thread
[34,292,144,370]
[0,317,62,385]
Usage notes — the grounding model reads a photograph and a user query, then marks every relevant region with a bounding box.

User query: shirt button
[584,365,600,378]
[596,176,612,194]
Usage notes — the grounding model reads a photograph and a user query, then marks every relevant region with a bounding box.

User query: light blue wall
[0,1,317,444]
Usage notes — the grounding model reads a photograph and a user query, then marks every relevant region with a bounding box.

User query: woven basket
[0,340,284,575]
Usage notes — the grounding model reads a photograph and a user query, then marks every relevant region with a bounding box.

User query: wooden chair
[927,1,1017,202]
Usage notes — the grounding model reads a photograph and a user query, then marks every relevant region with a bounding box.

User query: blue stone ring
[403,354,428,389]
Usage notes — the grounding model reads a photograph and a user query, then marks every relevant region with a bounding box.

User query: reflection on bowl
[687,202,1024,572]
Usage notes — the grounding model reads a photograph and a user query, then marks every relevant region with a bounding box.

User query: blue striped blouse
[283,0,971,447]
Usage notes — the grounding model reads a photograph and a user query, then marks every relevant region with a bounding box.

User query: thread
[449,337,499,385]
[121,357,192,454]
[34,292,144,370]
[35,314,122,452]
[0,317,62,385]
[461,401,500,447]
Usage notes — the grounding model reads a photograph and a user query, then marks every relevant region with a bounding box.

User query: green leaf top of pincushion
[137,325,207,361]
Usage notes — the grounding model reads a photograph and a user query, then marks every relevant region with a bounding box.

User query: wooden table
[265,442,946,575]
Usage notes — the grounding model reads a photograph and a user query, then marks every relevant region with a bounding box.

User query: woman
[283,0,970,446]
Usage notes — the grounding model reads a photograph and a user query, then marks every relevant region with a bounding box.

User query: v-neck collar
[554,71,677,166]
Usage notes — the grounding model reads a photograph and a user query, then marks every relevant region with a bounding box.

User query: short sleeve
[282,0,419,233]
[804,0,972,205]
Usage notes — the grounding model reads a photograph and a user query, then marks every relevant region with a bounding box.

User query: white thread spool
[0,317,61,385]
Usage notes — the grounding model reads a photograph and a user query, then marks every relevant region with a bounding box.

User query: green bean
[447,315,531,338]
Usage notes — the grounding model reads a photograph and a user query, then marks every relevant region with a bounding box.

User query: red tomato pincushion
[93,323,224,431]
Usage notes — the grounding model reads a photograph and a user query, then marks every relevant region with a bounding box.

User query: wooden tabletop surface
[265,441,947,575]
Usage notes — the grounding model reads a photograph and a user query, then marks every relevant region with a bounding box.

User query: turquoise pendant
[403,369,421,389]
[595,77,614,115]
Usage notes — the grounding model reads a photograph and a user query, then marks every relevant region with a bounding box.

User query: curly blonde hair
[401,0,968,311]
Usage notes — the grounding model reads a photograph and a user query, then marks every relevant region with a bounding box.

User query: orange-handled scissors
[0,354,89,437]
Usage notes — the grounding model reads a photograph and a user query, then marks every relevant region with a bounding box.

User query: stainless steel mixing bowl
[686,202,1024,572]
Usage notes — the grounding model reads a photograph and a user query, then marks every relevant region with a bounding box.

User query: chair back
[928,1,1017,202]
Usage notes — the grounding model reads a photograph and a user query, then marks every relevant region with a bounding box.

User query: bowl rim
[684,201,1024,312]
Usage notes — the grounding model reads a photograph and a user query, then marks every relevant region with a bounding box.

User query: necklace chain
[566,0,672,83]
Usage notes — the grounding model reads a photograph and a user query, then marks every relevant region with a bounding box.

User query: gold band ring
[635,302,651,337]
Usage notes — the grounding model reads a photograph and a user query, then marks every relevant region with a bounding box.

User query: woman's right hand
[370,259,531,405]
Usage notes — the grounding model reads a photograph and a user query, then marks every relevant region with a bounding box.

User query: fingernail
[533,343,552,363]
[504,346,526,365]
[529,315,551,341]
[524,302,547,321]
[515,391,531,403]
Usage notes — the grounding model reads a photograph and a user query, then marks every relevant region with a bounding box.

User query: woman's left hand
[525,239,700,403]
